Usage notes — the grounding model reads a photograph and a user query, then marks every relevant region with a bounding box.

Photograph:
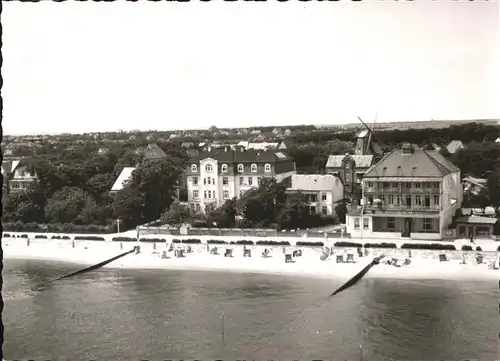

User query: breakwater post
[221,312,225,345]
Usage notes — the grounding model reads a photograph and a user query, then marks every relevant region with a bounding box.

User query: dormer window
[264,163,271,173]
[237,164,244,173]
[205,164,213,172]
[191,164,198,172]
[251,163,257,173]
[221,164,228,173]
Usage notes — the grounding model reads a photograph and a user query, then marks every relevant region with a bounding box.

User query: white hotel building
[186,149,296,213]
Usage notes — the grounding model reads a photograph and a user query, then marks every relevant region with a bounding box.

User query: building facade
[186,150,296,213]
[285,174,344,216]
[346,143,463,240]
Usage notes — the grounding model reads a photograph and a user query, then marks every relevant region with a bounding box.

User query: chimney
[402,143,414,154]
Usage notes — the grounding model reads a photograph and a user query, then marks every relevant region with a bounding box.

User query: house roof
[460,207,496,216]
[1,159,20,176]
[325,154,374,168]
[111,167,135,192]
[363,145,459,178]
[143,143,166,160]
[446,140,465,154]
[462,176,487,188]
[288,174,342,192]
[455,215,498,225]
[188,150,293,164]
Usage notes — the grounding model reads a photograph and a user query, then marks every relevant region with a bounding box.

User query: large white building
[186,149,296,213]
[285,174,344,216]
[347,143,463,240]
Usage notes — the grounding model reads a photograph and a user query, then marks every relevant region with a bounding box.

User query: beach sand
[3,236,500,281]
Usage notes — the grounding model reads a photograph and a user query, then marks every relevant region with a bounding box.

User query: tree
[335,201,348,224]
[487,168,500,209]
[162,202,195,225]
[207,198,237,228]
[45,186,96,224]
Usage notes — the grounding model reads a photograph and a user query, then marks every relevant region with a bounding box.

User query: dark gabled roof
[363,146,459,178]
[188,149,293,164]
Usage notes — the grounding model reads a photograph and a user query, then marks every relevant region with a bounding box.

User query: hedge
[181,239,202,244]
[235,240,254,245]
[363,243,397,249]
[461,245,473,251]
[51,235,71,239]
[256,240,291,246]
[476,246,482,251]
[3,233,11,238]
[3,221,115,234]
[401,243,456,250]
[74,236,106,241]
[296,241,324,247]
[35,235,48,239]
[334,241,363,248]
[207,240,227,244]
[112,237,136,242]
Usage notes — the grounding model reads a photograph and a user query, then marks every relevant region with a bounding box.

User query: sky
[3,1,499,135]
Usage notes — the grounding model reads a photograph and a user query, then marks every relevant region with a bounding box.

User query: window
[257,177,262,184]
[205,164,213,172]
[345,173,351,182]
[368,195,374,204]
[415,195,422,206]
[251,163,257,172]
[363,218,369,229]
[405,195,412,207]
[193,190,199,199]
[433,182,439,189]
[395,195,401,205]
[195,204,201,212]
[221,164,228,172]
[322,193,327,201]
[191,164,198,172]
[239,189,245,196]
[387,217,395,229]
[192,176,198,186]
[208,190,212,198]
[388,195,394,205]
[367,181,373,188]
[415,182,421,188]
[433,195,440,206]
[204,190,207,198]
[309,206,316,214]
[405,182,411,189]
[237,164,244,173]
[423,218,432,230]
[424,195,430,207]
[190,203,195,211]
[264,164,271,172]
[239,177,244,185]
[223,176,228,185]
[248,177,253,186]
[354,218,360,229]
[223,190,229,199]
[383,182,389,189]
[322,206,328,215]
[310,194,317,202]
[391,182,398,188]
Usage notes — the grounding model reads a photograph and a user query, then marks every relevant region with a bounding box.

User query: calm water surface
[3,259,499,360]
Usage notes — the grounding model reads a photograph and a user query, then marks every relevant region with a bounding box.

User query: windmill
[356,115,383,156]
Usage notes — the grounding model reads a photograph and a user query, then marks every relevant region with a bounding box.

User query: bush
[207,240,227,244]
[498,245,500,252]
[138,238,166,243]
[112,237,135,242]
[172,239,182,243]
[475,246,482,251]
[364,243,397,249]
[181,238,201,244]
[74,236,106,241]
[20,234,28,238]
[2,221,115,234]
[35,235,48,239]
[256,240,291,246]
[461,245,473,251]
[236,240,254,245]
[3,233,11,238]
[62,235,71,240]
[296,241,324,247]
[334,241,362,248]
[401,243,456,250]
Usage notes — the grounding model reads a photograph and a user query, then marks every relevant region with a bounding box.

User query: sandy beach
[3,233,500,281]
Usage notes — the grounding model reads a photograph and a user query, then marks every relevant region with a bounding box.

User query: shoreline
[3,239,500,281]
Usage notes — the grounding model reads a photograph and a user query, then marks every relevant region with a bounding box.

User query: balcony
[364,187,440,194]
[364,204,440,213]
[203,198,217,204]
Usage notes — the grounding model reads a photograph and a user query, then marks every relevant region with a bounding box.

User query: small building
[455,215,498,239]
[110,167,135,195]
[9,163,37,193]
[285,174,344,216]
[462,176,487,195]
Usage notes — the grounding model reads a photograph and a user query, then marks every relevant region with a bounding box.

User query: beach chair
[357,247,363,258]
[404,258,411,266]
[439,253,447,262]
[161,250,168,259]
[476,253,483,264]
[224,249,233,257]
[336,255,344,263]
[262,249,270,258]
[364,249,369,256]
[346,253,355,263]
[186,246,192,253]
[320,252,329,261]
[296,249,302,257]
[174,249,184,258]
[285,254,293,263]
[135,246,141,254]
[244,249,251,257]
[493,259,499,270]
[210,247,218,255]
